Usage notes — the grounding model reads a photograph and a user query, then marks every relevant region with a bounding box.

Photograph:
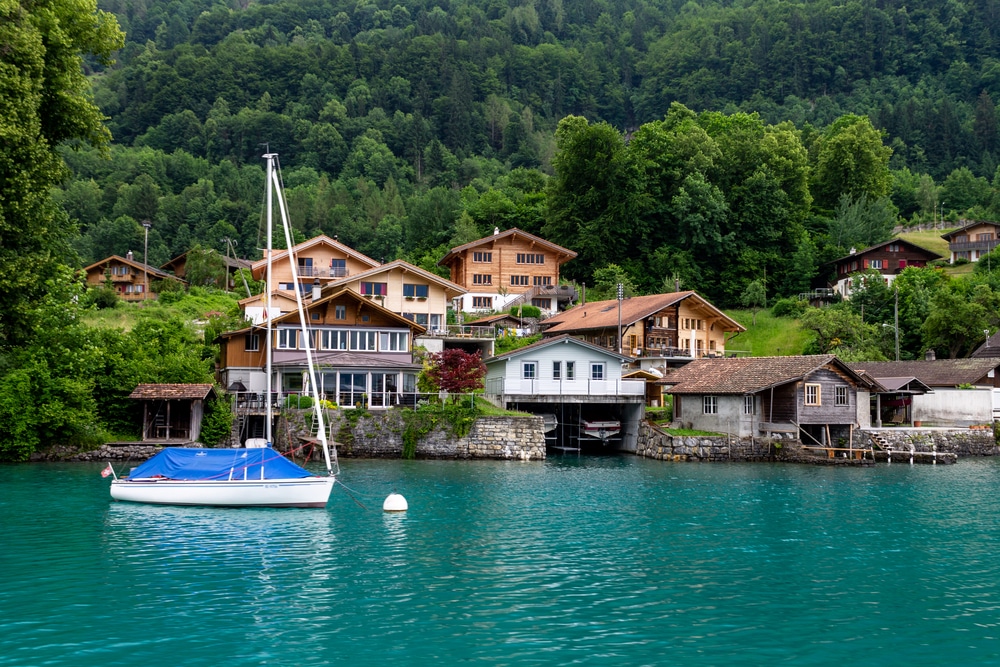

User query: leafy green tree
[740,279,766,325]
[812,115,892,212]
[800,305,888,361]
[588,264,638,301]
[0,0,123,347]
[828,195,898,252]
[922,283,993,358]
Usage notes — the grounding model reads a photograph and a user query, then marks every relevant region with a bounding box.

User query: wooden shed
[129,384,216,443]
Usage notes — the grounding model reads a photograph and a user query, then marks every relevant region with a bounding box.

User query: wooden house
[664,355,876,445]
[438,227,578,315]
[249,235,381,295]
[83,253,184,301]
[218,288,425,414]
[941,221,1000,264]
[129,384,216,443]
[540,291,745,365]
[827,239,941,299]
[320,259,466,335]
[161,249,252,289]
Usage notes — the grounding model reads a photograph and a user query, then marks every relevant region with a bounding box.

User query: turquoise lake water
[3,456,1000,666]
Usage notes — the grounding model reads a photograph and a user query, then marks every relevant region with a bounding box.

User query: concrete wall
[675,394,750,437]
[912,388,993,426]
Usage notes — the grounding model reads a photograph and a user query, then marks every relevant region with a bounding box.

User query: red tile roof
[542,292,744,334]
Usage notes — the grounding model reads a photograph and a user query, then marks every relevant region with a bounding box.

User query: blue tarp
[126,447,315,480]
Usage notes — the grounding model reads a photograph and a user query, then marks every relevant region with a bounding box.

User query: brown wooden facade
[829,239,941,298]
[249,235,381,294]
[941,221,1000,263]
[83,254,183,301]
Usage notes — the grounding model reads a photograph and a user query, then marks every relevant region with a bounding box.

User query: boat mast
[265,153,275,447]
[267,155,335,477]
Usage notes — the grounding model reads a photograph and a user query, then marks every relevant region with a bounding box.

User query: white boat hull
[110,476,334,508]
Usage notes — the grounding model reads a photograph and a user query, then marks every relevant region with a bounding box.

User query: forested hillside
[58,0,1000,307]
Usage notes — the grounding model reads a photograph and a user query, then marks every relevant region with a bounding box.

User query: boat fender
[383,492,408,512]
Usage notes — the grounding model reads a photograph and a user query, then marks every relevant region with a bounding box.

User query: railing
[485,377,645,397]
[295,266,351,279]
[949,239,1000,252]
[232,390,452,411]
[420,325,495,339]
[797,288,837,301]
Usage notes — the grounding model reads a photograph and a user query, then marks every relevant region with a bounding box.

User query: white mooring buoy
[383,492,408,512]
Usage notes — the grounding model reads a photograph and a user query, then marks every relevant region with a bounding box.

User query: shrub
[84,286,119,310]
[510,304,541,318]
[771,298,808,318]
[284,394,314,408]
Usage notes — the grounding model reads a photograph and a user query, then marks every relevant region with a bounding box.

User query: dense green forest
[57,0,1000,305]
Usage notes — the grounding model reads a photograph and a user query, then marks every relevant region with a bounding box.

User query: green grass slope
[724,309,814,357]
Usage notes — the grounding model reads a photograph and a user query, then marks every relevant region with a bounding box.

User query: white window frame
[379,331,409,352]
[522,361,537,380]
[553,361,561,380]
[805,383,821,406]
[743,395,754,415]
[244,334,260,352]
[704,395,718,414]
[276,329,297,349]
[350,330,377,351]
[590,363,605,381]
[565,361,575,380]
[321,330,349,350]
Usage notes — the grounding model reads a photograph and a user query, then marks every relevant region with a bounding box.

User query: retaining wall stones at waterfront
[298,410,547,460]
[30,443,163,462]
[635,423,775,462]
[854,428,997,457]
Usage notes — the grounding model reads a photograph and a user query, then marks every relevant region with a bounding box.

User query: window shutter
[899,259,906,269]
[863,259,869,269]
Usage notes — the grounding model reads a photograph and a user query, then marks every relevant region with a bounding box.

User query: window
[298,257,314,276]
[850,261,858,271]
[590,363,605,381]
[472,296,493,308]
[321,330,348,350]
[869,259,884,269]
[804,383,821,406]
[380,331,409,351]
[311,312,320,320]
[704,396,718,414]
[244,334,260,352]
[743,395,754,415]
[565,361,575,380]
[835,386,848,406]
[553,361,561,380]
[533,276,552,286]
[516,253,544,264]
[510,275,529,286]
[350,330,377,351]
[473,251,492,263]
[403,283,429,298]
[522,362,536,379]
[330,258,347,277]
[403,312,429,326]
[361,282,388,296]
[430,314,442,330]
[335,305,346,320]
[472,274,493,285]
[979,233,995,241]
[531,298,552,309]
[888,243,900,252]
[276,329,297,349]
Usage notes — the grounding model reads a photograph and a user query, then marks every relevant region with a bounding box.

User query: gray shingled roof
[129,384,216,400]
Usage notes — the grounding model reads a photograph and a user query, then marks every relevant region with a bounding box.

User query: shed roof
[665,355,872,394]
[846,358,1000,387]
[129,384,216,400]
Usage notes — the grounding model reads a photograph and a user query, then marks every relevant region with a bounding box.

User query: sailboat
[110,153,337,508]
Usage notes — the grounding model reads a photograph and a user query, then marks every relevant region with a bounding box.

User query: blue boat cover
[126,447,315,481]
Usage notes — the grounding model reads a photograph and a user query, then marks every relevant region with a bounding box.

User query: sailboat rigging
[109,153,337,508]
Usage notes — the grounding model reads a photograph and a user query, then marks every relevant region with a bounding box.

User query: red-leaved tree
[424,349,486,397]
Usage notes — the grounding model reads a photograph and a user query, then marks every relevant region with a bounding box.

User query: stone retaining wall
[635,423,775,462]
[295,410,547,460]
[854,428,997,457]
[30,443,163,462]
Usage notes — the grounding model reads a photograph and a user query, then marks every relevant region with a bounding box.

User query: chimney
[494,227,499,235]
[675,277,680,292]
[312,279,321,301]
[126,250,133,261]
[925,349,936,361]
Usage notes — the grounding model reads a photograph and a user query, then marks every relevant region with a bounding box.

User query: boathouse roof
[129,384,216,400]
[664,355,874,394]
[846,358,1000,387]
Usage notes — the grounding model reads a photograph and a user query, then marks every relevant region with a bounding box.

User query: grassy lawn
[898,228,955,257]
[724,308,814,356]
[80,288,243,331]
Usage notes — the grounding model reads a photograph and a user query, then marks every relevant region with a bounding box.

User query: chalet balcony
[485,377,646,398]
[949,239,1000,252]
[419,325,494,339]
[297,266,351,279]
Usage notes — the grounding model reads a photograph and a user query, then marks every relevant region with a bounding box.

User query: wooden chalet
[540,291,745,366]
[129,384,216,443]
[83,253,184,301]
[664,355,877,446]
[218,288,425,422]
[249,235,381,295]
[161,249,252,289]
[827,239,941,299]
[940,221,1000,264]
[438,227,578,315]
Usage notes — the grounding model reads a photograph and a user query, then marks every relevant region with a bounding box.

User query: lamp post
[617,282,623,354]
[141,220,152,300]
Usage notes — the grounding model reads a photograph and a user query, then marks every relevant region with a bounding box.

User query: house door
[371,373,399,407]
[339,372,367,408]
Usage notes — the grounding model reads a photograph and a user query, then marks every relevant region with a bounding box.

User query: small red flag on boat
[101,463,113,478]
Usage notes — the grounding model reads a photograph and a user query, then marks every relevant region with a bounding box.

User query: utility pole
[894,285,899,362]
[142,220,152,300]
[617,282,623,354]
